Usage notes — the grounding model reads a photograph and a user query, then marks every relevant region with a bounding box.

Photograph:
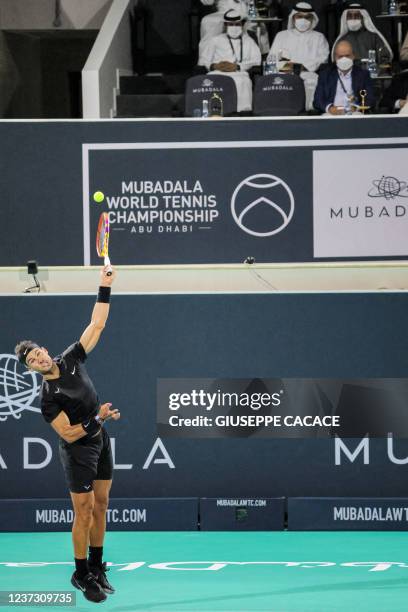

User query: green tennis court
[1,531,407,611]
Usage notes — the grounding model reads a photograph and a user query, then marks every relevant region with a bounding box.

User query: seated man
[332,2,393,66]
[200,0,247,42]
[313,40,375,114]
[266,2,329,109]
[379,70,408,113]
[278,0,333,22]
[199,0,270,53]
[198,9,262,112]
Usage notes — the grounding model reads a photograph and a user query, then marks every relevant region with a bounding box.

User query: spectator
[200,0,248,43]
[199,0,270,53]
[266,2,329,110]
[379,70,408,113]
[198,9,262,111]
[314,39,375,114]
[332,2,393,66]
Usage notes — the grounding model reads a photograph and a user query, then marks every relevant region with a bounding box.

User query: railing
[82,0,137,118]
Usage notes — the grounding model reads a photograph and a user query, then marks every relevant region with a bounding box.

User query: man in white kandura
[200,0,247,41]
[199,8,262,112]
[199,0,270,53]
[332,2,393,66]
[266,1,329,110]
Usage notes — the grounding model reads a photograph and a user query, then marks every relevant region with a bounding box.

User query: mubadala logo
[0,354,41,421]
[231,174,295,237]
[202,79,213,88]
[330,175,408,220]
[262,76,293,92]
[368,176,408,200]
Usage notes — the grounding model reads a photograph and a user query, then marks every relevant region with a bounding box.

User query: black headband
[346,2,364,9]
[224,9,246,22]
[19,343,39,365]
[294,3,314,13]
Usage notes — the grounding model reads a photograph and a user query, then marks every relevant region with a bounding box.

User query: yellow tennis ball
[93,191,105,203]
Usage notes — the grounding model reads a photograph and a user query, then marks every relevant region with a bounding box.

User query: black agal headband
[224,9,246,23]
[294,2,314,13]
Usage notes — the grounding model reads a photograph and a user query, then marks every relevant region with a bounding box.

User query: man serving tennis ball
[15,265,118,604]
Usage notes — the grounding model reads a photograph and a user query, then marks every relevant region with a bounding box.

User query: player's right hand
[98,402,121,422]
[100,265,116,286]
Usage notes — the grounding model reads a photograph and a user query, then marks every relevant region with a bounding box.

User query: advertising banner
[2,293,408,501]
[313,149,408,258]
[288,497,408,530]
[199,498,285,530]
[83,139,408,265]
[0,498,198,532]
[1,118,408,266]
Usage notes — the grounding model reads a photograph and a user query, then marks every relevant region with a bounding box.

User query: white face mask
[294,18,311,32]
[347,19,362,31]
[336,56,354,72]
[227,26,243,38]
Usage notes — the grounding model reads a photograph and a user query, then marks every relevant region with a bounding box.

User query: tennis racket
[96,212,113,276]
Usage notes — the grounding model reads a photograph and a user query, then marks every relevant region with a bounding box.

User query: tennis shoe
[71,571,107,603]
[89,563,115,594]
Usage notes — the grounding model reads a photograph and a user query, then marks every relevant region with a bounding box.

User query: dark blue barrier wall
[1,292,408,500]
[288,498,408,530]
[1,117,408,266]
[0,498,198,532]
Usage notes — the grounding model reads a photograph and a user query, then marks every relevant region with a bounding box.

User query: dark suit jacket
[313,64,375,113]
[379,72,408,113]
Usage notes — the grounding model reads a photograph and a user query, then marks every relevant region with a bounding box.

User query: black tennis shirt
[40,342,99,425]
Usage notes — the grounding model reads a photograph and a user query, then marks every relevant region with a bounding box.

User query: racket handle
[104,256,113,276]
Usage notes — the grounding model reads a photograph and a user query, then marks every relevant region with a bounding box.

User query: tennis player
[15,265,119,603]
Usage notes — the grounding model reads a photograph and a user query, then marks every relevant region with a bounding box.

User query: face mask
[347,19,362,31]
[336,56,353,71]
[294,18,311,32]
[228,26,243,38]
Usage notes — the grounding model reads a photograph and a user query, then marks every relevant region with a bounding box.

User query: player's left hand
[100,265,116,287]
[99,402,121,422]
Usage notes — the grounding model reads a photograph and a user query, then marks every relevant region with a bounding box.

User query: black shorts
[59,428,113,494]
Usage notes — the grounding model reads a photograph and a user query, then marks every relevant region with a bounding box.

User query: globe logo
[368,176,408,200]
[0,354,41,421]
[231,174,295,237]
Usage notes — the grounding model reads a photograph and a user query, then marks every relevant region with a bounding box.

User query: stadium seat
[253,74,306,116]
[184,74,238,117]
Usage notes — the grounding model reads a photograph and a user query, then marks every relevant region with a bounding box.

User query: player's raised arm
[80,265,116,354]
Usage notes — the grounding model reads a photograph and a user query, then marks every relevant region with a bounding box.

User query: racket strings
[96,213,110,258]
[98,230,108,257]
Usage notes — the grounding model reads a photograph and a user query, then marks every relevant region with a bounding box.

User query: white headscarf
[287,2,319,32]
[331,3,393,60]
